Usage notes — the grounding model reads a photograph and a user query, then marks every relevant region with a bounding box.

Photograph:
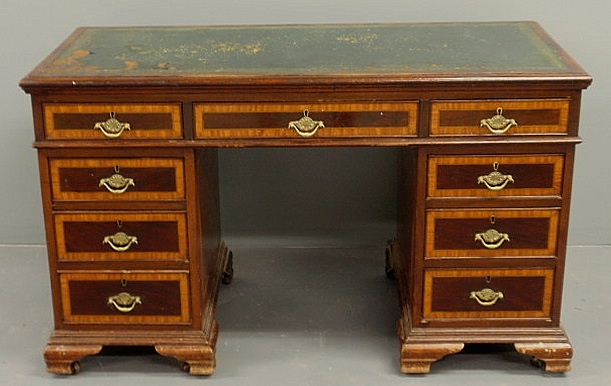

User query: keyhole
[485,276,492,284]
[490,215,496,225]
[121,279,127,287]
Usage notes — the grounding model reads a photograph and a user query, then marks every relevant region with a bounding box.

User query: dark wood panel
[203,111,410,129]
[53,113,174,131]
[58,167,177,193]
[68,279,182,316]
[439,109,561,128]
[63,220,180,253]
[434,217,550,250]
[429,274,546,312]
[436,163,555,190]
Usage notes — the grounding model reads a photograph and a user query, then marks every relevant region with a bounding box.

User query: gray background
[1,0,607,247]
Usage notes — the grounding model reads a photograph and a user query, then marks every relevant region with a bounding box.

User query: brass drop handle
[108,291,142,313]
[470,287,504,307]
[474,228,510,249]
[103,231,138,252]
[288,110,325,137]
[480,107,518,134]
[94,112,131,138]
[99,165,135,194]
[477,162,514,191]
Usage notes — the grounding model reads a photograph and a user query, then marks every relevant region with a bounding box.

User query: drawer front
[425,209,559,258]
[194,102,418,138]
[423,269,554,321]
[54,212,187,261]
[50,158,185,201]
[43,103,183,139]
[59,271,190,325]
[430,100,569,136]
[428,154,565,198]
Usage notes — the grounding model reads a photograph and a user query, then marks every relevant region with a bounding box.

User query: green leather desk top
[23,22,590,87]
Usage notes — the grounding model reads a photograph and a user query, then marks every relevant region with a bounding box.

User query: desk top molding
[21,21,591,90]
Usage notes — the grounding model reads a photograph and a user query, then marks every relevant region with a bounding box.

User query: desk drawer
[43,103,183,139]
[50,158,185,201]
[430,100,569,136]
[428,154,565,198]
[54,212,187,261]
[59,271,190,325]
[194,102,418,139]
[425,209,559,259]
[423,268,554,322]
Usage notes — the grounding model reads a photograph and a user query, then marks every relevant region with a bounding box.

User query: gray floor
[1,244,609,385]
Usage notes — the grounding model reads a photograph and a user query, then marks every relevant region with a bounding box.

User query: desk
[20,22,591,375]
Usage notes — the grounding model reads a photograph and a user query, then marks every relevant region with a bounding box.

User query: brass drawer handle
[288,110,325,137]
[108,291,142,313]
[99,166,135,194]
[103,231,138,252]
[477,162,514,190]
[480,107,518,134]
[469,288,504,306]
[94,112,131,138]
[474,228,510,249]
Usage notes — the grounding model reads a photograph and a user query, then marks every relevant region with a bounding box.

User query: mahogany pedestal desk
[20,22,592,375]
